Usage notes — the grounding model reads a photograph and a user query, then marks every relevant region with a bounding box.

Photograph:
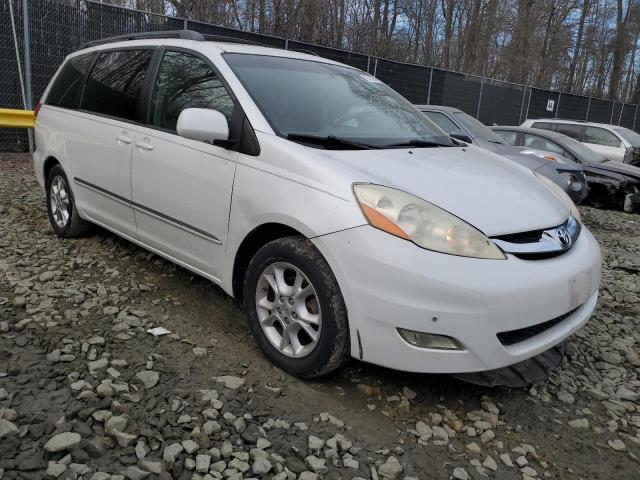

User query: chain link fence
[2,0,639,152]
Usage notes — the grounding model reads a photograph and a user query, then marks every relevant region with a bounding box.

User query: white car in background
[521,118,640,166]
[32,31,601,384]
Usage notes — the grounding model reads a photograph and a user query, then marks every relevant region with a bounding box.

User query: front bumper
[32,149,46,190]
[624,192,640,213]
[313,224,601,374]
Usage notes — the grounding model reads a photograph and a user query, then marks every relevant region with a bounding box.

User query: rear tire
[243,236,350,378]
[46,164,92,238]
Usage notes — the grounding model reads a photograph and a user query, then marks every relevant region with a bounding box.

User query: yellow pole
[0,109,35,128]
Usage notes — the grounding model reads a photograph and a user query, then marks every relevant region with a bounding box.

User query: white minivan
[33,31,601,382]
[521,118,640,165]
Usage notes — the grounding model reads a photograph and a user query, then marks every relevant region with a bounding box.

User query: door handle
[135,140,154,151]
[116,133,132,144]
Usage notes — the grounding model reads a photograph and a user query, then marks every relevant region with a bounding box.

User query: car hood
[481,141,580,171]
[588,160,640,180]
[324,145,569,236]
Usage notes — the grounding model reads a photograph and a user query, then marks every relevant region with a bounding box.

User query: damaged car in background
[492,126,640,213]
[415,105,589,204]
[520,119,640,166]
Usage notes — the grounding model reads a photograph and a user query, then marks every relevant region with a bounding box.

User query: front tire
[46,165,92,238]
[243,236,350,378]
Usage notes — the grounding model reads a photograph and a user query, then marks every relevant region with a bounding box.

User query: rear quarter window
[46,53,94,109]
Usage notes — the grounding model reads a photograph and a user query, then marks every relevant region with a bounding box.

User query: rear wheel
[243,237,350,378]
[46,165,92,238]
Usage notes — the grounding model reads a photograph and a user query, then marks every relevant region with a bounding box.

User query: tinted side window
[149,51,235,132]
[554,123,582,140]
[584,127,621,147]
[494,130,518,145]
[422,111,459,135]
[531,122,552,130]
[47,54,93,109]
[523,134,564,154]
[82,49,152,121]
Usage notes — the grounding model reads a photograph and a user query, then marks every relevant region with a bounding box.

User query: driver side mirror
[450,128,472,144]
[177,108,229,143]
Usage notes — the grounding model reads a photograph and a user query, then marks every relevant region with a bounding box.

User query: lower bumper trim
[497,307,579,346]
[453,341,565,388]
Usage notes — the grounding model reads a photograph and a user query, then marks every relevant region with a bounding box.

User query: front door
[131,49,238,282]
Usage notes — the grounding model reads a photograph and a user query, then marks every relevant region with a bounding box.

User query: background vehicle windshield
[224,54,451,147]
[562,135,607,163]
[613,127,640,147]
[453,111,505,144]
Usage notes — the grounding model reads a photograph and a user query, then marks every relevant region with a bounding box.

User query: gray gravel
[0,154,638,480]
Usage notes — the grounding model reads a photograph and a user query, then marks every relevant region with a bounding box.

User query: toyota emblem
[556,227,571,247]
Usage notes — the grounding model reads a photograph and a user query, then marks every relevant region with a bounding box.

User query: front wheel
[243,237,350,378]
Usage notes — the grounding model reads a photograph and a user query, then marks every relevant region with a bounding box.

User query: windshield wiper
[286,133,378,150]
[385,138,454,148]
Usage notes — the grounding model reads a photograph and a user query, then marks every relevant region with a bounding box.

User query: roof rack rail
[82,30,205,49]
[201,34,263,46]
[531,118,587,122]
[289,48,319,56]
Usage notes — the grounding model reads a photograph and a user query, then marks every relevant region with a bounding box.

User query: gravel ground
[0,153,638,480]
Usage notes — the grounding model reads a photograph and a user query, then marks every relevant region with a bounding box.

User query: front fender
[221,162,366,295]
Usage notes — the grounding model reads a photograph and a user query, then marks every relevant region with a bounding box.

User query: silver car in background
[416,105,589,204]
[520,119,640,166]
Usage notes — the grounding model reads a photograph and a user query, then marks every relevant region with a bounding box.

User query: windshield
[452,111,504,144]
[224,53,453,148]
[562,135,607,163]
[613,127,640,147]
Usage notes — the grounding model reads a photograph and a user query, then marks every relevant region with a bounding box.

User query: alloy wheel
[255,262,322,358]
[49,175,71,229]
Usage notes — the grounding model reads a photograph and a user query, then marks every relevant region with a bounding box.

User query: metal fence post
[518,85,527,124]
[373,57,378,77]
[426,67,434,105]
[476,77,484,119]
[284,39,289,50]
[634,105,638,131]
[22,0,33,152]
[610,103,615,124]
[524,88,532,120]
[183,18,188,30]
[585,97,591,121]
[618,104,624,125]
[555,92,561,118]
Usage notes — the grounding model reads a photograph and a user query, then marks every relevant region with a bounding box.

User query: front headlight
[534,172,581,222]
[353,184,505,259]
[560,172,584,192]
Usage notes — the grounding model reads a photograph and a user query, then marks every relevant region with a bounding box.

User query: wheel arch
[43,155,61,183]
[231,222,305,302]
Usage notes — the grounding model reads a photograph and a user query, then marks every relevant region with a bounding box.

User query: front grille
[511,250,566,260]
[491,217,581,260]
[493,227,546,244]
[496,307,578,346]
